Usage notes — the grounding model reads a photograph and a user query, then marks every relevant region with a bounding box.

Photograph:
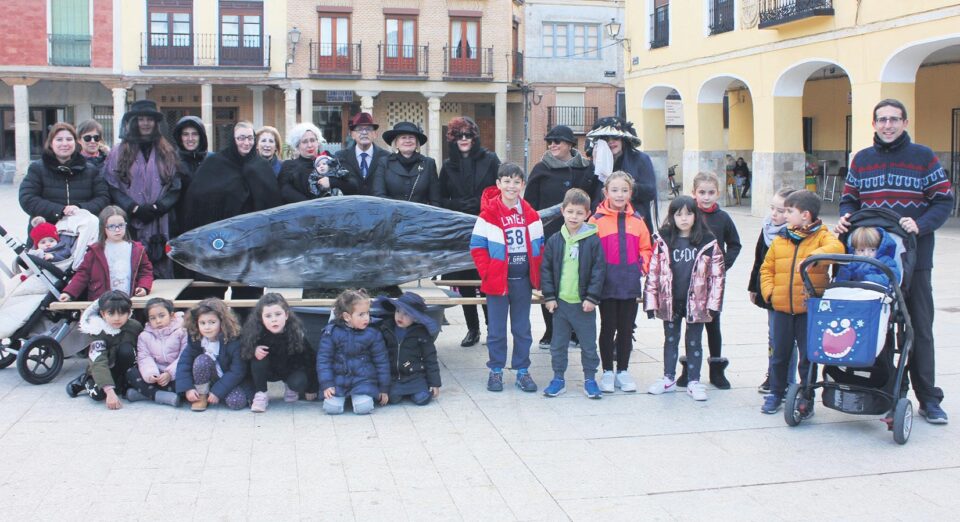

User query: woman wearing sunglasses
[76,119,111,169]
[439,116,501,347]
[525,124,597,349]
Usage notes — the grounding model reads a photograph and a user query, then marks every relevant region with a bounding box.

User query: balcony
[309,42,361,77]
[140,33,270,68]
[547,106,599,135]
[443,46,493,81]
[49,34,91,66]
[759,0,834,29]
[709,0,735,35]
[513,51,523,82]
[377,44,429,78]
[649,6,669,49]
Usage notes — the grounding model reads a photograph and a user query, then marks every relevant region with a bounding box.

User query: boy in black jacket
[679,171,741,389]
[377,292,442,405]
[540,189,606,399]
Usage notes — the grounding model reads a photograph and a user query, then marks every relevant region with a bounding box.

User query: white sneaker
[599,371,616,393]
[615,370,637,392]
[647,376,677,395]
[687,381,708,401]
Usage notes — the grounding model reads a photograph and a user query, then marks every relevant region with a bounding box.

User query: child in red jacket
[60,205,153,302]
[470,163,545,393]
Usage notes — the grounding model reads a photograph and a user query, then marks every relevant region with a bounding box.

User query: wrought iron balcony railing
[377,43,429,77]
[309,42,361,76]
[49,34,91,66]
[759,0,834,29]
[443,46,493,80]
[140,33,270,68]
[649,6,669,49]
[709,0,735,35]
[548,106,599,135]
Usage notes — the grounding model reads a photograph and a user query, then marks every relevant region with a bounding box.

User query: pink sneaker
[250,391,269,413]
[284,387,299,403]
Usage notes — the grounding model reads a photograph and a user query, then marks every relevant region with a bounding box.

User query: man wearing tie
[335,112,389,196]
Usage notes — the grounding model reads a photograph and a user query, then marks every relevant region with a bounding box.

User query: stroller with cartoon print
[787,208,916,444]
[0,211,100,384]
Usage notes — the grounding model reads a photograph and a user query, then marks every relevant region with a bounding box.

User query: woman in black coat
[373,122,440,206]
[279,122,358,203]
[19,122,110,226]
[438,116,499,347]
[525,125,597,348]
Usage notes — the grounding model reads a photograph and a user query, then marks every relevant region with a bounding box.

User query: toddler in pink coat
[124,298,187,406]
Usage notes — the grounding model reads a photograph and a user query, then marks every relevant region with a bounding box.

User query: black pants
[124,365,175,399]
[769,311,815,398]
[705,311,722,359]
[96,342,136,394]
[443,269,487,332]
[598,298,639,372]
[250,357,319,394]
[906,270,942,404]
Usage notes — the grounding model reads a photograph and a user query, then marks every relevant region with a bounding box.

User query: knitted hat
[544,125,577,145]
[30,222,59,245]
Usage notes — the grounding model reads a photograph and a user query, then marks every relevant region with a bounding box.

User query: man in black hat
[334,112,389,196]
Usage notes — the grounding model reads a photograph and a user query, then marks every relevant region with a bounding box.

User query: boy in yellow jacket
[759,190,843,415]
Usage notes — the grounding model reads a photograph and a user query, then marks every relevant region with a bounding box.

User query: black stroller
[786,208,916,444]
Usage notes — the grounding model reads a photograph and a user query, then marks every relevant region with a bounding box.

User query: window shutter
[51,0,90,66]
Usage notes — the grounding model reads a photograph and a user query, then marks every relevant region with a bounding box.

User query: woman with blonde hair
[256,125,283,177]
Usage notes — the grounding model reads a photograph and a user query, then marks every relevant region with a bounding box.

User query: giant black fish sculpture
[168,196,560,288]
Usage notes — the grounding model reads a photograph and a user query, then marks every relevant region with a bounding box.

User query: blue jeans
[767,310,798,385]
[486,277,533,370]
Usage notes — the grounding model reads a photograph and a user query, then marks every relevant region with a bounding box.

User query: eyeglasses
[875,116,904,125]
[546,139,564,145]
[456,133,475,141]
[353,127,374,134]
[105,223,127,232]
[82,135,101,142]
[235,135,255,142]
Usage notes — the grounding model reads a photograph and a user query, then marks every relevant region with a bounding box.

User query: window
[450,19,478,59]
[147,0,193,65]
[386,17,416,58]
[319,15,350,58]
[93,106,114,147]
[50,0,91,66]
[220,1,263,66]
[542,23,599,59]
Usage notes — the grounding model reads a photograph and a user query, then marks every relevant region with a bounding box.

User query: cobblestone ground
[2,185,959,520]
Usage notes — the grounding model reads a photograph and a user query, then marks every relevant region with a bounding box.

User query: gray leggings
[193,355,250,410]
[662,306,705,382]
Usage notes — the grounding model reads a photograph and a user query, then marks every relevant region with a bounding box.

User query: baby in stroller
[28,218,72,263]
[835,226,901,287]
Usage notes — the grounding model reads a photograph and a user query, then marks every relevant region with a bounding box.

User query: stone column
[355,90,380,116]
[423,92,444,162]
[111,87,127,143]
[201,83,214,150]
[249,86,266,129]
[12,83,32,184]
[751,94,806,216]
[300,87,313,124]
[284,87,298,134]
[494,88,507,161]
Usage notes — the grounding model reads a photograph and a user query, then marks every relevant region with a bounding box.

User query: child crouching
[125,298,186,407]
[66,290,143,410]
[377,292,442,405]
[318,289,390,415]
[176,298,252,411]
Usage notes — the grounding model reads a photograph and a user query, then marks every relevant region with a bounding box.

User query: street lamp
[287,26,302,65]
[605,18,630,51]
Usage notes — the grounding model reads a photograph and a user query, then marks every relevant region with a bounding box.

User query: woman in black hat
[439,116,499,347]
[373,122,440,206]
[101,99,182,279]
[526,124,597,349]
[586,116,657,234]
[375,292,441,405]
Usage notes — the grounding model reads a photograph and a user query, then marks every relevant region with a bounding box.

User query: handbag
[146,233,168,263]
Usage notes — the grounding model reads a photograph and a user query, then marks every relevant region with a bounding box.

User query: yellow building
[624,0,960,214]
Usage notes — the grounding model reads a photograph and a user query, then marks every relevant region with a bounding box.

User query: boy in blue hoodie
[540,189,606,399]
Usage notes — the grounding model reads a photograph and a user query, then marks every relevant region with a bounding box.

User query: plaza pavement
[1,182,959,521]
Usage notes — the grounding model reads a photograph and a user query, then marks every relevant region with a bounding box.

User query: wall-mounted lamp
[287,26,302,65]
[532,91,543,105]
[605,18,630,52]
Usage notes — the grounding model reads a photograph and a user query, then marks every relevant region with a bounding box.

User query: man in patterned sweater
[836,98,953,424]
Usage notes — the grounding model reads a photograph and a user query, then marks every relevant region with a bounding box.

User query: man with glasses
[836,98,954,424]
[335,112,389,196]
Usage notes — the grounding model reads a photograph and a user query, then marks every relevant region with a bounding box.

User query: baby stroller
[787,208,916,444]
[0,210,100,384]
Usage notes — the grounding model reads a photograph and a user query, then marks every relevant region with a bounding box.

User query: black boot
[676,356,689,387]
[65,373,86,398]
[709,357,731,390]
[461,329,481,347]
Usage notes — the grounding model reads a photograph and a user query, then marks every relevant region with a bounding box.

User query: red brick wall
[92,0,113,68]
[0,0,48,66]
[528,85,621,164]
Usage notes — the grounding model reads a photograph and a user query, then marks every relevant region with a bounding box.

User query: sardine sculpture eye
[168,196,560,288]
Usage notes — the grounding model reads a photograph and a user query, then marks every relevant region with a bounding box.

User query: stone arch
[881,34,960,83]
[773,59,853,97]
[697,74,753,104]
[642,84,682,109]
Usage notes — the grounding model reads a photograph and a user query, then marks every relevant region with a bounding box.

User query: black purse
[146,233,167,263]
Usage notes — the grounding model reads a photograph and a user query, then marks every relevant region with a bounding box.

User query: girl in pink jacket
[643,195,725,402]
[124,298,187,407]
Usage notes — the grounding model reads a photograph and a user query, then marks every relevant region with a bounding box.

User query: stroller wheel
[16,336,64,385]
[0,343,17,369]
[784,383,803,427]
[892,398,912,445]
